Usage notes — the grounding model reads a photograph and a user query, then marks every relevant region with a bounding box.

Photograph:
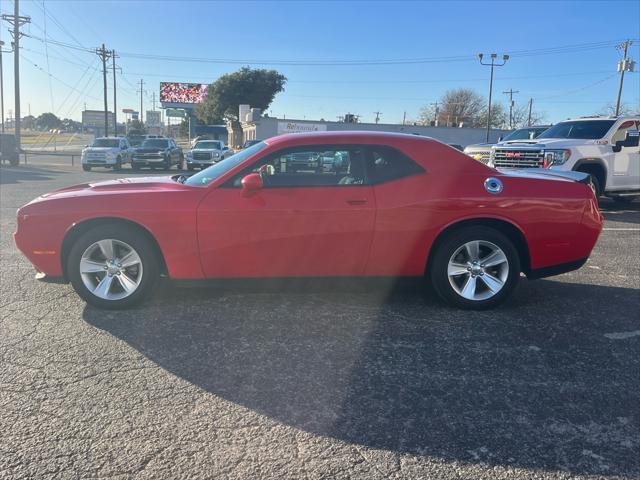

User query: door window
[230,146,367,187]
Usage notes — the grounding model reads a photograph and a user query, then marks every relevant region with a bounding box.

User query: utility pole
[430,101,440,125]
[95,44,111,137]
[138,79,145,124]
[2,2,31,150]
[0,40,6,133]
[615,40,635,116]
[478,53,509,142]
[112,50,118,136]
[502,88,519,129]
[152,92,156,111]
[527,98,533,126]
[402,111,406,126]
[373,111,381,124]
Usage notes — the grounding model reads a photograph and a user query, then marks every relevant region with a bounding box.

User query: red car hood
[41,176,184,198]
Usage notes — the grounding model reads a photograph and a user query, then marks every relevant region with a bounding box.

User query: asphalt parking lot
[1,163,639,479]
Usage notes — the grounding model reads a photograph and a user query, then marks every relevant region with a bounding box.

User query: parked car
[0,133,20,165]
[186,140,233,170]
[14,132,602,310]
[127,134,148,147]
[491,116,640,202]
[81,137,132,171]
[464,126,551,164]
[132,138,183,171]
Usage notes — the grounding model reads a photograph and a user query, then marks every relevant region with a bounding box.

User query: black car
[132,138,184,171]
[1,134,20,165]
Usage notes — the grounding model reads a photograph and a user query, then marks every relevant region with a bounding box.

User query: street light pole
[478,53,509,142]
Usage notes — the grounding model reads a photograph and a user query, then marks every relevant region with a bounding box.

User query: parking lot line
[602,228,640,231]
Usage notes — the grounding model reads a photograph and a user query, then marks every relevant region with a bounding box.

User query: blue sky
[2,0,639,124]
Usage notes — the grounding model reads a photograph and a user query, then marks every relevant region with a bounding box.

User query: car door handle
[347,199,368,205]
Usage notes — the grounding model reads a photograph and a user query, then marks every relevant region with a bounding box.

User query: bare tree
[597,101,638,117]
[511,104,547,128]
[419,88,486,127]
[476,102,508,129]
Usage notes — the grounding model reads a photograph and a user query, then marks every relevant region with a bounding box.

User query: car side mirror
[241,173,263,196]
[498,136,503,142]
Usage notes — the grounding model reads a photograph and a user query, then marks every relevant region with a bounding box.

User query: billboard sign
[277,121,327,134]
[159,82,208,104]
[146,110,161,127]
[82,110,115,128]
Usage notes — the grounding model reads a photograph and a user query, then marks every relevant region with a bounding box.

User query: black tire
[114,156,122,171]
[177,154,184,170]
[132,163,140,171]
[187,164,194,171]
[588,175,602,198]
[429,226,521,310]
[66,224,160,309]
[163,156,171,171]
[82,165,92,172]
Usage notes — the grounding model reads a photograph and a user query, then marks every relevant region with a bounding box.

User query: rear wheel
[82,165,91,172]
[114,156,122,171]
[67,225,160,309]
[429,226,520,310]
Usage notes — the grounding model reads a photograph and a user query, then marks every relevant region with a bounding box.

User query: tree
[419,88,485,127]
[598,101,638,117]
[35,112,62,131]
[196,67,287,124]
[128,119,146,133]
[61,118,82,132]
[510,104,546,128]
[179,118,190,137]
[476,102,509,129]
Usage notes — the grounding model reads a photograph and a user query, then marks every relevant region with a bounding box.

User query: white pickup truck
[490,116,640,203]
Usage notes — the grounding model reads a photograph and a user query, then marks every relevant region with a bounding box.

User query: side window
[229,146,366,187]
[366,145,424,184]
[612,121,637,144]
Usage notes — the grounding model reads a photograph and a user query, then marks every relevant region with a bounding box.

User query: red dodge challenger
[15,132,603,310]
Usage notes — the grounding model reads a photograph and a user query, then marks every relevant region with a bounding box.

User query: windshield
[185,142,267,186]
[91,139,119,148]
[537,120,615,140]
[503,127,548,141]
[194,141,223,150]
[141,139,170,148]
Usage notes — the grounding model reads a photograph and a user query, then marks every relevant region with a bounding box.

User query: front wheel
[67,224,160,309]
[82,165,91,172]
[114,156,122,171]
[163,156,171,171]
[429,226,521,310]
[177,155,184,170]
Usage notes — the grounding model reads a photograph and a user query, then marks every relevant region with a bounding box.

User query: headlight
[543,149,571,167]
[213,152,220,158]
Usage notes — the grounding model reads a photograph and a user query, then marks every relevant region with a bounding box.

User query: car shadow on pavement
[599,199,640,226]
[83,278,639,477]
[0,165,67,185]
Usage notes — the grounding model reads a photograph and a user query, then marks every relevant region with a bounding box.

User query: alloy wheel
[79,239,144,300]
[447,240,509,301]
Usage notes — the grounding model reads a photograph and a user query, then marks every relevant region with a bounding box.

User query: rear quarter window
[366,145,424,184]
